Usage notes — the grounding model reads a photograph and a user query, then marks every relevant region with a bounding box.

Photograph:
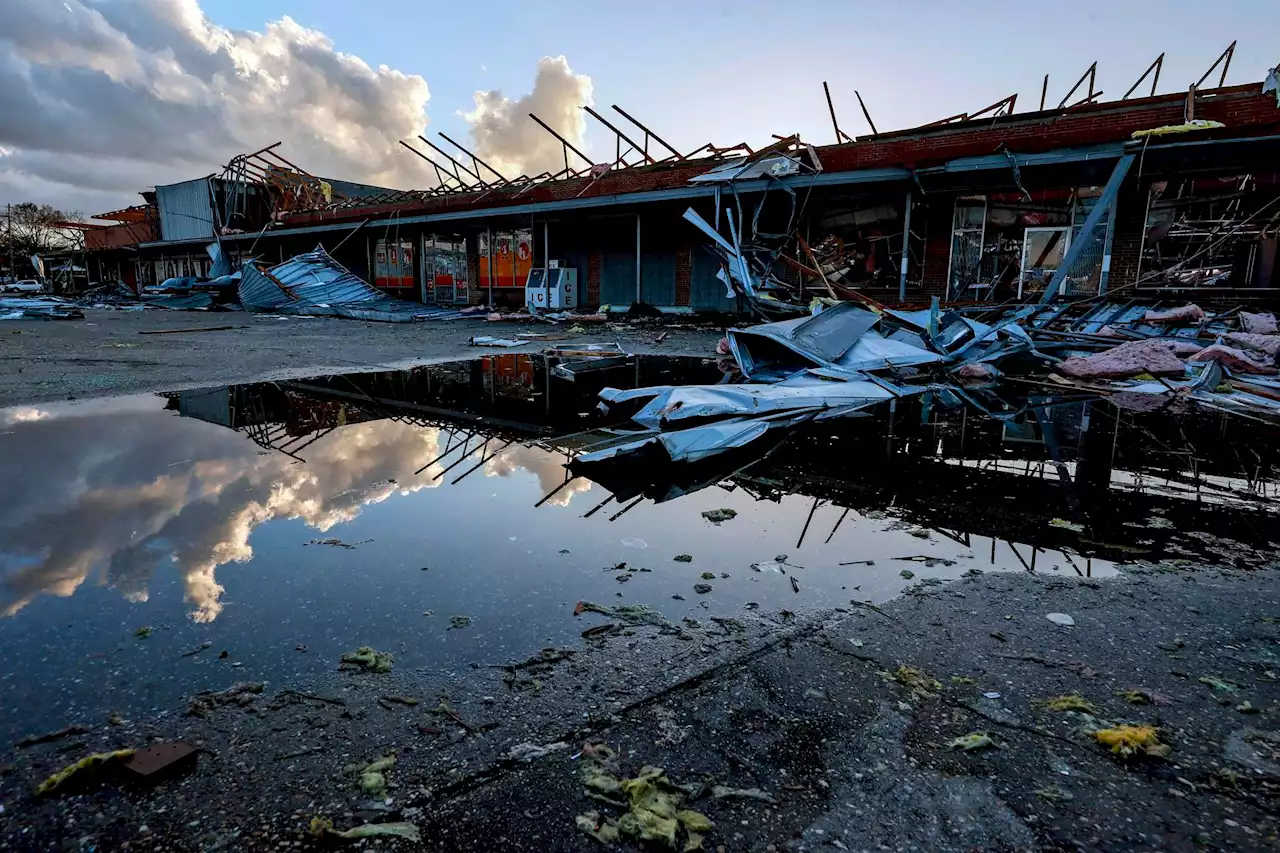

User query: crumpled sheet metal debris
[581,293,1280,473]
[725,303,879,379]
[239,247,461,323]
[0,296,84,320]
[624,378,902,429]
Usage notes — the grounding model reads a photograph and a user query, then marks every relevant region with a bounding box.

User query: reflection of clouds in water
[0,407,49,426]
[483,444,593,507]
[0,414,444,621]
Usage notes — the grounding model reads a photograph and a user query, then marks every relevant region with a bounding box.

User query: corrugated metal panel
[690,245,735,311]
[156,179,214,241]
[640,249,675,305]
[688,154,803,183]
[177,388,232,427]
[324,177,400,199]
[239,247,453,322]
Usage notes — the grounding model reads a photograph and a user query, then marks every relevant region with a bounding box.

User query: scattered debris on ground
[186,682,265,717]
[15,725,92,749]
[700,509,737,524]
[339,647,393,673]
[309,816,421,842]
[35,749,135,796]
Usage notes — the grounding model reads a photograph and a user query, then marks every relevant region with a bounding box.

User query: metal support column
[1098,190,1121,295]
[899,189,913,302]
[635,214,642,304]
[1041,153,1136,304]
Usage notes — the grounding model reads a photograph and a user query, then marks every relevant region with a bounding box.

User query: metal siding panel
[544,220,589,307]
[689,246,735,311]
[640,249,676,305]
[156,179,214,241]
[600,251,634,305]
[595,218,636,306]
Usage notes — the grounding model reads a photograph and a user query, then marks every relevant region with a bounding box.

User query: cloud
[0,412,443,621]
[484,444,594,508]
[464,55,594,178]
[0,0,433,213]
[0,405,589,622]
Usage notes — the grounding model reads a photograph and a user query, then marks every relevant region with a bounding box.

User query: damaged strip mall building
[86,53,1280,313]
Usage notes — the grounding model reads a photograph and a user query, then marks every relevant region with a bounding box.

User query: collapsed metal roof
[238,247,463,322]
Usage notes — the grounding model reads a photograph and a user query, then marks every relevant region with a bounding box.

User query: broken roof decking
[268,83,1280,229]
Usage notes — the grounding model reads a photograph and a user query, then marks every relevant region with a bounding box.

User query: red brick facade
[675,246,692,306]
[587,251,601,304]
[278,86,1280,232]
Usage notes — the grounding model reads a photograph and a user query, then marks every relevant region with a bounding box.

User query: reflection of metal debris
[576,298,1280,475]
[162,354,1280,576]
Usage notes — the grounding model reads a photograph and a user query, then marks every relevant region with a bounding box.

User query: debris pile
[569,299,1280,470]
[186,682,265,717]
[239,247,477,322]
[0,295,84,320]
[575,742,715,850]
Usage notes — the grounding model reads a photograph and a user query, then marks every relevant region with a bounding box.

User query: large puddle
[3,354,1280,740]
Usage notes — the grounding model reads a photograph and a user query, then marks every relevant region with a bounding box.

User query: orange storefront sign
[479,229,533,288]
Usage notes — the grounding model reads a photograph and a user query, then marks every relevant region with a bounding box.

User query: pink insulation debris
[1188,345,1277,374]
[1240,311,1278,335]
[1058,339,1188,380]
[716,337,732,355]
[1096,326,1125,338]
[1164,339,1205,356]
[1224,332,1280,359]
[1143,304,1206,324]
[957,364,996,381]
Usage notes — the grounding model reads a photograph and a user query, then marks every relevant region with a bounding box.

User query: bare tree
[3,203,83,256]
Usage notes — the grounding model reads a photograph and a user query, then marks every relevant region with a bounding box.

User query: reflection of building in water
[574,393,1280,570]
[168,358,1280,576]
[481,354,538,402]
[169,356,724,462]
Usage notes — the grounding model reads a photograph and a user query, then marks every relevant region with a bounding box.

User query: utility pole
[6,203,13,282]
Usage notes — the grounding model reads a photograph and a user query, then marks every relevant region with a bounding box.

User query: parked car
[4,280,44,294]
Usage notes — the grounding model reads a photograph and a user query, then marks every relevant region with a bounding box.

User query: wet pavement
[3,354,1280,750]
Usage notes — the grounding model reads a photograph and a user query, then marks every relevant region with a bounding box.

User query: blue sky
[201,0,1278,156]
[1,0,1275,214]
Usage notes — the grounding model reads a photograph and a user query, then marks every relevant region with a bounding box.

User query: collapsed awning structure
[239,247,468,322]
[0,296,83,320]
[571,296,1280,472]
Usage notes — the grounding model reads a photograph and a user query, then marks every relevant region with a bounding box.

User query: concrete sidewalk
[0,309,725,406]
[3,566,1275,851]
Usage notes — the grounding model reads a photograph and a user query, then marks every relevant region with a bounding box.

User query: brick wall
[466,237,482,304]
[1108,180,1149,293]
[920,195,957,296]
[85,220,157,250]
[587,252,601,304]
[279,86,1280,231]
[675,246,692,306]
[820,87,1280,174]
